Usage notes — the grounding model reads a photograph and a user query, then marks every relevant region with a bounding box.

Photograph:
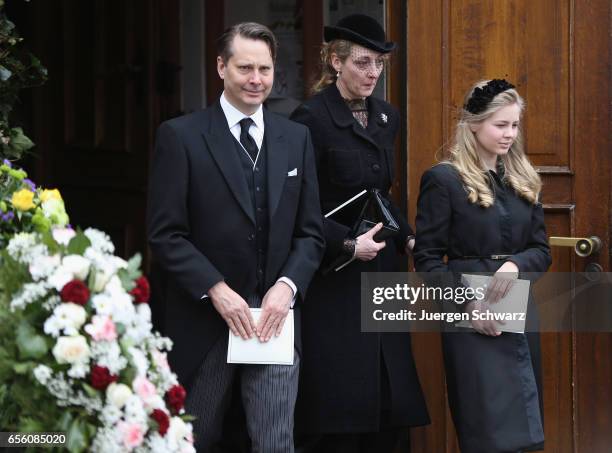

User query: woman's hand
[465,300,504,336]
[484,261,519,304]
[354,222,386,261]
[465,261,519,336]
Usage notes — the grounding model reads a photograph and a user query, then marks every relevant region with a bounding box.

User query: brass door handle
[549,236,602,257]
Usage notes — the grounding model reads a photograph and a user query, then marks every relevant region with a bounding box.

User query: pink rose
[152,350,170,371]
[119,422,144,449]
[85,315,117,341]
[133,376,157,402]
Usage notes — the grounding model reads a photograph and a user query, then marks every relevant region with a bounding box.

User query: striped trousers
[185,297,299,453]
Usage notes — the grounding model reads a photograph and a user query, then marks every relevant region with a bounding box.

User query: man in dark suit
[147,22,324,452]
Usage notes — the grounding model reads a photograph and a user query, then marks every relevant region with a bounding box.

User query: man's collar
[220,92,264,131]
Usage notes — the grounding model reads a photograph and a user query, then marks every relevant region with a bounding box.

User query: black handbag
[351,188,400,242]
[322,189,400,273]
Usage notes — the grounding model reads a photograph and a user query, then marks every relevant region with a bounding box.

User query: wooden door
[12,0,181,260]
[405,1,611,452]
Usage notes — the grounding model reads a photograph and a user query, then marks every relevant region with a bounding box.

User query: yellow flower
[11,189,35,211]
[40,188,63,202]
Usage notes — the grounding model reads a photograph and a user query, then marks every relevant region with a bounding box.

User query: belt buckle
[491,254,508,260]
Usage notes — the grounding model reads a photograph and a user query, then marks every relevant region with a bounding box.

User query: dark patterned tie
[239,117,259,162]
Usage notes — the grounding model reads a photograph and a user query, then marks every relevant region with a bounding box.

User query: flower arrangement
[0,159,69,248]
[0,166,195,452]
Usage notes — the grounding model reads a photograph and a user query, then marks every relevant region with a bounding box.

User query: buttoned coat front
[290,84,429,433]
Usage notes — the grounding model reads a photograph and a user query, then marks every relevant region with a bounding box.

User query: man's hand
[208,281,256,340]
[355,222,386,261]
[257,281,293,342]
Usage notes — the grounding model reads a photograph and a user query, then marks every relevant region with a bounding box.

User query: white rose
[168,417,190,443]
[52,335,90,364]
[106,382,133,408]
[62,255,91,281]
[53,302,87,330]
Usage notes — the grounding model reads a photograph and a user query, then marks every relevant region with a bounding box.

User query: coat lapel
[201,102,255,224]
[264,109,288,220]
[322,84,385,152]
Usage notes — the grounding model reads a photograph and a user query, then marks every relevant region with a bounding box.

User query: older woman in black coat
[290,14,429,452]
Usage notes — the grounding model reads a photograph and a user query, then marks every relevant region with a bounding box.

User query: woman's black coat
[290,84,429,433]
[414,163,551,453]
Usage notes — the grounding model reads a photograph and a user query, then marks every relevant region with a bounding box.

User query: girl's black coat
[414,163,551,453]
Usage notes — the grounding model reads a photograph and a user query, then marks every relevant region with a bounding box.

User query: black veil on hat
[324,14,395,53]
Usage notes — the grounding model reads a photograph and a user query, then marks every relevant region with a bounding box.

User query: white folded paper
[456,274,531,333]
[227,308,294,365]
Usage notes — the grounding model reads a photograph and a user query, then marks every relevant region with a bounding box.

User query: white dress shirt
[220,93,264,166]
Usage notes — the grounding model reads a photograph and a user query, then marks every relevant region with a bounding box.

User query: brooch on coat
[380,113,388,124]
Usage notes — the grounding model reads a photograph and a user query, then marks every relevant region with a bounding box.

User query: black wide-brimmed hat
[324,14,396,53]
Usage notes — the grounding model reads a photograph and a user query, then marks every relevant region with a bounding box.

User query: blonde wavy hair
[444,80,542,207]
[310,39,353,94]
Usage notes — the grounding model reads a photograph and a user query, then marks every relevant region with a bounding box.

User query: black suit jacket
[147,102,325,386]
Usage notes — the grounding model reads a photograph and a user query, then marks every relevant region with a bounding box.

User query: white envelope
[227,308,294,365]
[456,274,531,333]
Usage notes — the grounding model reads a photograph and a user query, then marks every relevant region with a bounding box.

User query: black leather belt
[456,254,512,260]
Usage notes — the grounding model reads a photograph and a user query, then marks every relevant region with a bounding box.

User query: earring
[336,71,341,77]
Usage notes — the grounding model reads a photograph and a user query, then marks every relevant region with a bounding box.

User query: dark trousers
[295,427,409,453]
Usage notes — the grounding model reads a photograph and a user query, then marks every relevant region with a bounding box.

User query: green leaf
[127,253,142,274]
[117,269,135,291]
[40,229,60,254]
[67,231,91,255]
[121,365,137,385]
[8,127,34,152]
[58,411,73,432]
[16,321,48,359]
[18,417,45,432]
[84,422,97,442]
[81,382,99,398]
[66,418,88,453]
[12,362,31,374]
[114,322,126,336]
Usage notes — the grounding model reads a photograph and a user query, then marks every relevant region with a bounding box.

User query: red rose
[90,365,118,390]
[130,276,150,304]
[165,384,186,414]
[150,409,170,436]
[60,280,90,305]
